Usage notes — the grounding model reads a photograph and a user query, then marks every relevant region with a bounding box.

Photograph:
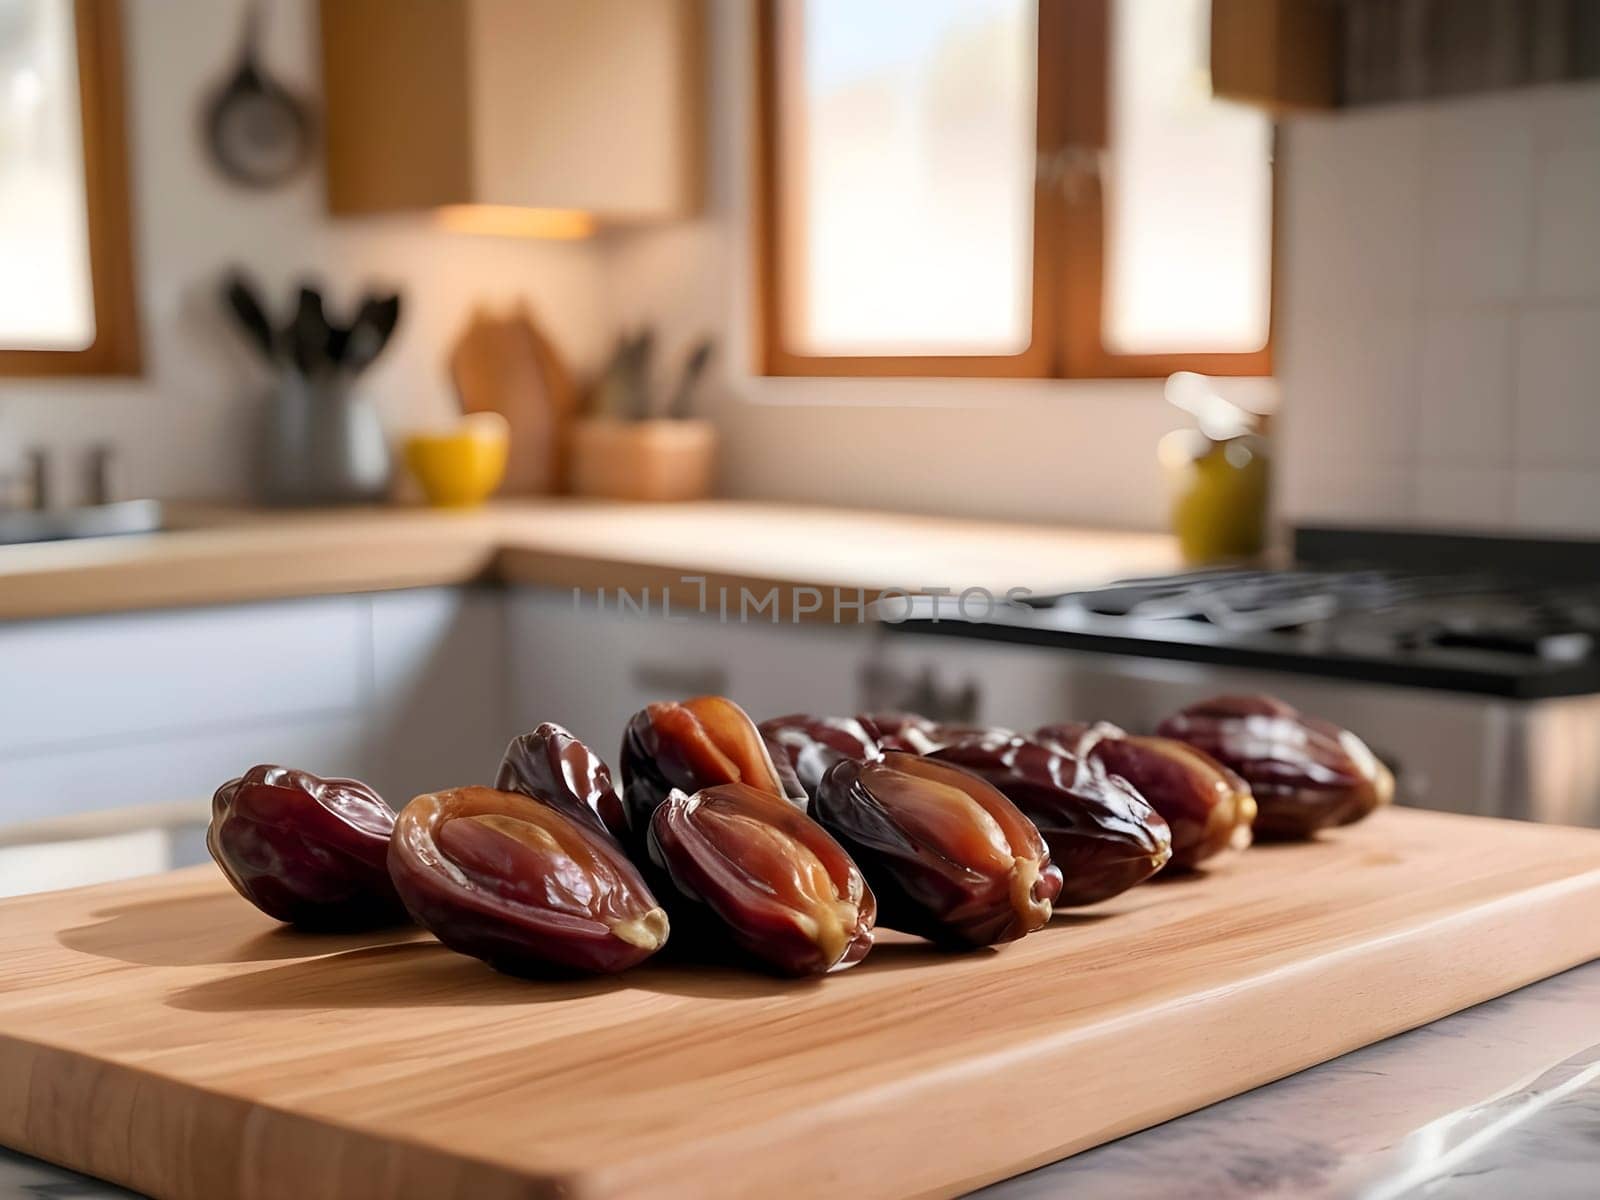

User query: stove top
[887,528,1600,699]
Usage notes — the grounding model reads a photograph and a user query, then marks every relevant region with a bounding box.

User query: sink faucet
[0,444,122,513]
[85,444,117,506]
[25,447,50,510]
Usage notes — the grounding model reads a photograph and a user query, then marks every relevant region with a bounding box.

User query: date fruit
[758,713,880,801]
[208,765,405,928]
[496,722,627,841]
[813,752,1059,947]
[1156,695,1394,839]
[647,782,875,976]
[855,712,1010,754]
[619,696,804,845]
[855,712,940,753]
[931,735,1172,906]
[388,786,669,975]
[1035,722,1255,869]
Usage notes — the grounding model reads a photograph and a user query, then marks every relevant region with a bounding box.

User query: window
[755,0,1273,378]
[0,0,140,375]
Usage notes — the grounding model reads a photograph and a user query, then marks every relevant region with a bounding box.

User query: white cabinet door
[0,598,368,757]
[366,587,512,802]
[0,714,369,824]
[0,582,880,830]
[0,598,372,827]
[507,589,872,756]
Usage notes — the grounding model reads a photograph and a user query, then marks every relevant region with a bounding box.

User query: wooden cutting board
[3,808,1598,1200]
[449,306,575,494]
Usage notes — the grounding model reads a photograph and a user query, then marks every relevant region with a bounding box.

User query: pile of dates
[207,691,1391,979]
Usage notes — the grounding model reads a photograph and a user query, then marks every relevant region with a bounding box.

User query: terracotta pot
[569,418,716,502]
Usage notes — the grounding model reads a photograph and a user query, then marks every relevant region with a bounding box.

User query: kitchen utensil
[220,271,277,364]
[2,809,1596,1200]
[403,413,510,507]
[288,285,331,379]
[260,371,391,505]
[627,328,655,420]
[449,306,574,494]
[341,293,401,376]
[664,337,714,420]
[590,336,629,419]
[592,329,657,420]
[203,0,312,188]
[569,417,716,502]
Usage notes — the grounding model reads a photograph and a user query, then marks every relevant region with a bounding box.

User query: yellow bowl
[403,413,509,507]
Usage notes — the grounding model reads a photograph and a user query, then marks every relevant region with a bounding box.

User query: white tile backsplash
[1278,462,1414,525]
[1512,470,1600,535]
[1279,308,1419,467]
[1420,96,1535,304]
[1534,149,1600,298]
[1280,81,1600,535]
[1417,313,1515,464]
[1280,108,1425,320]
[1514,308,1600,467]
[1535,84,1600,150]
[1413,466,1513,529]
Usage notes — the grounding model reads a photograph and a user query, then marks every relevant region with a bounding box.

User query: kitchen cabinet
[0,584,877,833]
[364,587,513,802]
[507,589,870,754]
[0,589,509,830]
[1210,0,1339,111]
[0,714,368,828]
[0,597,371,827]
[1212,0,1600,111]
[0,598,366,759]
[319,0,703,222]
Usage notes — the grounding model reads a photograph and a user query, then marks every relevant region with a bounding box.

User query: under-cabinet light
[433,206,597,240]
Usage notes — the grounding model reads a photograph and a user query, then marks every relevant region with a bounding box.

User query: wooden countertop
[0,500,1180,622]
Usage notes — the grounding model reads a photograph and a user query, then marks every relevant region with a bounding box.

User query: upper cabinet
[318,0,704,225]
[1210,0,1338,112]
[1213,0,1600,111]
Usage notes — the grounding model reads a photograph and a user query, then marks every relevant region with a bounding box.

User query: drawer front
[0,713,368,826]
[0,598,368,757]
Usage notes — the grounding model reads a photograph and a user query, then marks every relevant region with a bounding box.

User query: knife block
[569,418,716,502]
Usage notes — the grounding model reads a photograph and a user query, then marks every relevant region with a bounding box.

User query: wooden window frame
[753,0,1273,380]
[0,0,141,377]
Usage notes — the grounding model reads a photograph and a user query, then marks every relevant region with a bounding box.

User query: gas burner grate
[1035,569,1600,662]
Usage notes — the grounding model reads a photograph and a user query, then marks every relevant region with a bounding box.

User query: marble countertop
[5,960,1597,1200]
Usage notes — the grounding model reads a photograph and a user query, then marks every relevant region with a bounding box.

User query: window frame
[752,0,1274,380]
[0,0,141,377]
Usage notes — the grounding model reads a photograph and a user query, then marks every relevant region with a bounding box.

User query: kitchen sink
[0,499,164,546]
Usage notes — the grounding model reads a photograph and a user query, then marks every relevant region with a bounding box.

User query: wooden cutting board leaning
[449,305,575,494]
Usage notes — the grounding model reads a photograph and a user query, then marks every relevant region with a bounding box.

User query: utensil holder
[569,418,716,502]
[261,373,392,506]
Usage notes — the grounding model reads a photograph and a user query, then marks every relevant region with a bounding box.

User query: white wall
[0,0,611,503]
[1275,83,1600,534]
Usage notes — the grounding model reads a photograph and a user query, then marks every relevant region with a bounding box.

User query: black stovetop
[885,527,1600,698]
